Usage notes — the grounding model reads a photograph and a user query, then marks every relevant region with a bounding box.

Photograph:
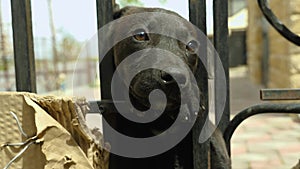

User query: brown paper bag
[0,92,109,169]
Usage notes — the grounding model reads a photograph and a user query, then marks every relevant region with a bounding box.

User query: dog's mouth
[129,85,181,112]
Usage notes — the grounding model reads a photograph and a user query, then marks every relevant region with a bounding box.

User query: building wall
[267,0,290,88]
[246,0,263,84]
[247,0,300,88]
[289,0,300,88]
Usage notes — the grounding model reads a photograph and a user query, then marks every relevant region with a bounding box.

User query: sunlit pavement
[230,66,300,169]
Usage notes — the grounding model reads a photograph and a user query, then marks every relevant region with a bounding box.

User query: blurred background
[0,0,299,168]
[2,0,294,95]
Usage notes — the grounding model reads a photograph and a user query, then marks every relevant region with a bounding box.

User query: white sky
[1,0,214,42]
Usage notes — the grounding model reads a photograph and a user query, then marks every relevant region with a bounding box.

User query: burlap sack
[0,92,109,169]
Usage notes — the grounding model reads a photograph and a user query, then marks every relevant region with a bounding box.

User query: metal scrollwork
[258,0,300,46]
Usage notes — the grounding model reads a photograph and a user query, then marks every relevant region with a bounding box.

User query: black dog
[106,6,231,169]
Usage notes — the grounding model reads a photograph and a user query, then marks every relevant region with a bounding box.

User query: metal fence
[8,0,300,169]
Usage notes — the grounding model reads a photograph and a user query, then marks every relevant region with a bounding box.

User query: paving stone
[248,145,277,154]
[247,134,272,144]
[232,143,248,155]
[249,159,283,169]
[240,119,266,129]
[281,165,298,169]
[272,131,300,141]
[233,132,268,142]
[282,153,300,168]
[233,153,273,162]
[292,124,300,131]
[266,116,294,123]
[248,142,290,150]
[273,123,296,130]
[231,160,250,169]
[278,144,300,155]
[232,125,246,135]
[245,126,274,133]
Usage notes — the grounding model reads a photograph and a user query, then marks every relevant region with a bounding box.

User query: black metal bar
[89,100,125,114]
[258,0,300,46]
[213,0,230,138]
[189,0,207,34]
[260,89,300,100]
[224,103,300,155]
[189,0,209,168]
[95,0,114,128]
[96,0,114,100]
[10,0,36,92]
[95,9,121,166]
[95,1,116,169]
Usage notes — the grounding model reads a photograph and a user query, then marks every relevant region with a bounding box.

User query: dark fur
[110,6,231,169]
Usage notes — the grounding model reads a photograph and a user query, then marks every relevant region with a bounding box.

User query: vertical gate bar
[189,0,209,168]
[10,0,36,92]
[189,0,207,33]
[95,1,116,169]
[96,0,114,100]
[213,0,230,148]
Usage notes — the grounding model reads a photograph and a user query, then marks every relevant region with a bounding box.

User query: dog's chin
[129,88,180,112]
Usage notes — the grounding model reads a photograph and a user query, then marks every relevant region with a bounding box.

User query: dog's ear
[113,6,130,19]
[113,6,138,19]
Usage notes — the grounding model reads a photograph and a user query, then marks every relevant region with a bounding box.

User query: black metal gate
[9,0,300,168]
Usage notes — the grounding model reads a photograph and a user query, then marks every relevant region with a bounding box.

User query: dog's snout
[161,73,173,83]
[161,71,187,86]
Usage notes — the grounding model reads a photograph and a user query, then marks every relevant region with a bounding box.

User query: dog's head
[111,7,200,116]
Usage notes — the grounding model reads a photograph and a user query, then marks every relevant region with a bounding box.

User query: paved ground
[230,66,300,169]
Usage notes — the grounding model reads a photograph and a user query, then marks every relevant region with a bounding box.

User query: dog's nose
[161,72,187,86]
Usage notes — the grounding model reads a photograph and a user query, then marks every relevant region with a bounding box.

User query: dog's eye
[133,28,149,41]
[186,40,198,53]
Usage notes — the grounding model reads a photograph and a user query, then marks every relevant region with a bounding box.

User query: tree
[119,0,143,7]
[47,0,59,89]
[118,0,168,8]
[58,33,81,73]
[158,0,168,4]
[0,0,10,90]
